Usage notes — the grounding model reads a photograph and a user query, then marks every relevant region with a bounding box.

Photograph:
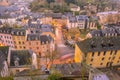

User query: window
[109,57,111,60]
[37,47,39,49]
[23,42,24,44]
[36,42,38,45]
[117,60,119,63]
[103,51,106,56]
[102,57,104,60]
[112,57,115,60]
[23,46,26,49]
[29,42,31,45]
[19,41,21,44]
[92,52,94,57]
[110,51,113,55]
[29,47,32,49]
[19,46,22,49]
[98,52,100,56]
[114,50,117,55]
[90,64,92,66]
[100,63,103,65]
[91,58,93,61]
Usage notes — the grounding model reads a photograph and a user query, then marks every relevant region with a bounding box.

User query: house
[97,11,119,24]
[0,0,9,6]
[67,15,89,29]
[0,50,9,77]
[8,50,38,75]
[86,27,118,38]
[50,63,109,80]
[67,16,77,29]
[41,24,56,40]
[70,6,80,12]
[26,34,55,67]
[0,27,15,48]
[14,69,48,80]
[74,37,120,68]
[11,28,26,50]
[76,15,89,29]
[86,30,102,38]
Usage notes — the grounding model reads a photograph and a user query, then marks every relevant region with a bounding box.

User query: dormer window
[108,43,113,47]
[105,34,107,36]
[42,42,44,44]
[91,44,96,48]
[17,32,19,35]
[21,32,23,35]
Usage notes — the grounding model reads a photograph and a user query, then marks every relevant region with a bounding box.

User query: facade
[67,15,89,29]
[97,11,119,24]
[0,51,9,77]
[11,29,26,50]
[74,37,120,68]
[86,27,118,38]
[0,28,15,48]
[26,34,55,66]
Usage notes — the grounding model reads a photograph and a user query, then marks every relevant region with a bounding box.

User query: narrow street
[55,27,74,60]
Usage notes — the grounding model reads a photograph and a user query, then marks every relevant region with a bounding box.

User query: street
[55,27,74,60]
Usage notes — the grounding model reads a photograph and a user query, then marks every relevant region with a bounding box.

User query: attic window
[108,43,113,47]
[101,43,106,48]
[91,44,96,48]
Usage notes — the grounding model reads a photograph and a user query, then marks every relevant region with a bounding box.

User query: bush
[47,73,62,80]
[0,76,13,80]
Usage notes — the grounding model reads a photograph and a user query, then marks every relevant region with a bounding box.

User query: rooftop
[76,37,120,53]
[10,50,33,67]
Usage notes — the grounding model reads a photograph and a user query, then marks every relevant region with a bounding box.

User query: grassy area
[79,29,90,39]
[0,76,13,80]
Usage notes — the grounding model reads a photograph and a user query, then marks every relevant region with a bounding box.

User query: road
[55,27,74,59]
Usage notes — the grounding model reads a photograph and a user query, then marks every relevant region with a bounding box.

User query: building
[67,16,77,29]
[26,34,55,66]
[76,15,89,29]
[0,0,9,6]
[67,15,89,29]
[70,5,80,12]
[0,50,9,77]
[86,27,118,38]
[97,11,119,24]
[74,37,120,68]
[11,29,26,50]
[8,50,38,75]
[50,63,109,80]
[0,27,15,48]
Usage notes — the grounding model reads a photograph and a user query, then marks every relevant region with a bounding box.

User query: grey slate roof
[10,50,33,67]
[27,34,53,44]
[0,51,6,73]
[0,46,9,59]
[50,63,89,76]
[41,24,52,32]
[0,27,26,36]
[76,37,120,53]
[89,30,103,37]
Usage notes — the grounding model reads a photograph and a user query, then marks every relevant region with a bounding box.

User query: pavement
[55,27,74,59]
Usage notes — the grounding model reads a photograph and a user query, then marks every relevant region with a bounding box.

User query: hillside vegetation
[29,0,120,13]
